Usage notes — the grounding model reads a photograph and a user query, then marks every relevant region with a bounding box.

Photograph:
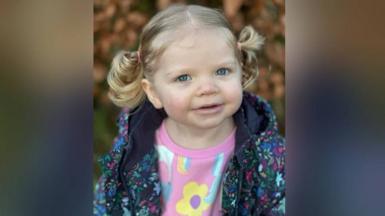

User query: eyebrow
[165,60,238,76]
[217,60,237,67]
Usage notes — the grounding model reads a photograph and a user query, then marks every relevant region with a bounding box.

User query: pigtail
[238,25,265,88]
[107,50,146,108]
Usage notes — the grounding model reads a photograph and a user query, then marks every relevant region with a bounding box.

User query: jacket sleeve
[257,134,286,216]
[93,176,133,216]
[93,109,132,216]
[268,197,285,216]
[93,175,108,216]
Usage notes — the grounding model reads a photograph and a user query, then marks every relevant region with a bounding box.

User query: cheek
[232,87,243,106]
[224,80,243,107]
[226,77,243,94]
[161,93,190,115]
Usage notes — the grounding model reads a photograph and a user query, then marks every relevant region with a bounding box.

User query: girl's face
[142,28,243,130]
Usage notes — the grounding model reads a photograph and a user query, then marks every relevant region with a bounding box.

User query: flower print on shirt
[176,181,210,216]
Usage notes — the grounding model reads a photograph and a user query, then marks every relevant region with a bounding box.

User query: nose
[196,77,219,96]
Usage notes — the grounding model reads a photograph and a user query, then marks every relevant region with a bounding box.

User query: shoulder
[243,92,279,129]
[113,109,131,151]
[94,109,132,215]
[254,128,286,213]
[98,108,133,176]
[101,109,131,163]
[246,92,285,184]
[243,92,286,212]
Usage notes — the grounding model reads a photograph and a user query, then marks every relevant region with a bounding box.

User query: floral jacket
[94,92,286,216]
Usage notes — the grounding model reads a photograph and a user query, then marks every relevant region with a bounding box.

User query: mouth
[201,104,219,108]
[193,103,223,114]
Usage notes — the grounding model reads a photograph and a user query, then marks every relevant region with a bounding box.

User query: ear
[141,79,163,109]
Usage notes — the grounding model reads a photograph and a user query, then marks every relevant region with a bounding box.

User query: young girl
[94,4,285,216]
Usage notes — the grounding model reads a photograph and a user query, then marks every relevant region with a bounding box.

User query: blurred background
[93,0,286,182]
[1,0,384,215]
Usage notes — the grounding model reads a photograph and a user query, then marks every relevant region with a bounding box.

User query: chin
[192,117,232,130]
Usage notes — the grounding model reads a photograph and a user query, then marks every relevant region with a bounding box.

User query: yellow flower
[176,182,210,216]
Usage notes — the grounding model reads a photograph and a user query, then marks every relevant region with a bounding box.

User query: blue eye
[216,68,230,76]
[176,74,192,82]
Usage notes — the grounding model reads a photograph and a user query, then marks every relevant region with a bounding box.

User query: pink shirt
[155,122,235,216]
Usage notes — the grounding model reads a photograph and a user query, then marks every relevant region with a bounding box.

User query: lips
[199,104,219,109]
[193,103,223,114]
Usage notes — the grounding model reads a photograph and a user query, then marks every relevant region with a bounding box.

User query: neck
[164,118,235,150]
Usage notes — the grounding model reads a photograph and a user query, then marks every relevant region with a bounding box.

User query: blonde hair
[108,4,264,108]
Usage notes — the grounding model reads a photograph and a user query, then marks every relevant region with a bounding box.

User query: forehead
[153,26,234,48]
[154,28,237,71]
